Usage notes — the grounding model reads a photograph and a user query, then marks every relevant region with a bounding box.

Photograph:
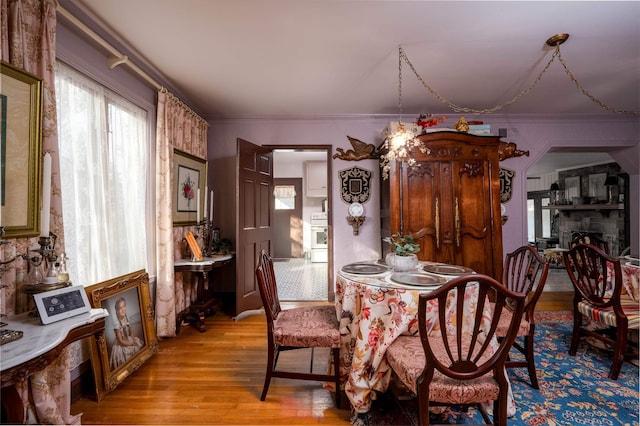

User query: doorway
[271,148,331,301]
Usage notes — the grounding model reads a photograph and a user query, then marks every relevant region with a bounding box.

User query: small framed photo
[173,148,207,225]
[588,172,607,201]
[564,176,581,200]
[33,285,91,325]
[85,270,158,400]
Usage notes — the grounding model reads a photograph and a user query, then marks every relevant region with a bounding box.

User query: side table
[174,254,234,333]
[1,309,108,423]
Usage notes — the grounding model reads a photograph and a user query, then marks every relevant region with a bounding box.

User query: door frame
[267,144,334,301]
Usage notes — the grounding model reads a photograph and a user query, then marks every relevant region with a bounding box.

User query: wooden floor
[71,294,572,425]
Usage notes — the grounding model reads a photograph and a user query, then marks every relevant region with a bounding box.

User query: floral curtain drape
[155,90,208,337]
[1,0,79,423]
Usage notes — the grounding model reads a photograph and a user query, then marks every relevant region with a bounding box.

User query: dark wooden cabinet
[381,132,504,279]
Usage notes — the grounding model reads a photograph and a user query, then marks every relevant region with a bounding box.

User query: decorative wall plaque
[339,167,372,203]
[500,168,515,203]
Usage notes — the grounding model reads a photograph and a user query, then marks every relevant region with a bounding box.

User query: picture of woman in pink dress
[109,296,144,370]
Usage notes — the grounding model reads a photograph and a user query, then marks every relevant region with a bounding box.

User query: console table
[1,308,108,424]
[174,254,234,333]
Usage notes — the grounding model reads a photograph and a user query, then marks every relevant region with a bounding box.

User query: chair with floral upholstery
[563,243,640,380]
[495,245,549,389]
[386,274,526,425]
[255,250,341,406]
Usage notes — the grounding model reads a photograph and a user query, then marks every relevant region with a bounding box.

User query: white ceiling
[71,0,639,119]
[68,0,637,173]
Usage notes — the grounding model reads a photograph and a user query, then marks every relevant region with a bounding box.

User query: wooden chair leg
[332,347,341,408]
[609,324,628,380]
[525,331,539,389]
[261,343,276,401]
[569,310,582,356]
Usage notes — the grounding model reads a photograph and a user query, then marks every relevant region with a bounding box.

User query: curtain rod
[54,1,210,126]
[55,3,162,91]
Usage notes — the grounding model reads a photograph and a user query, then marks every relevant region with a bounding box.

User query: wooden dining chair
[569,232,610,254]
[255,250,341,407]
[495,245,549,389]
[386,274,526,425]
[563,243,640,380]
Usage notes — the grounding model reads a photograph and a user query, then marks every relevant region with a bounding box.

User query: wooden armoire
[381,131,504,279]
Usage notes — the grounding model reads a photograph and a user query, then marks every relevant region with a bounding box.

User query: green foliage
[383,233,420,256]
[212,238,232,253]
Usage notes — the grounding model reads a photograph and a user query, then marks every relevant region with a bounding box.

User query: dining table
[332,260,516,418]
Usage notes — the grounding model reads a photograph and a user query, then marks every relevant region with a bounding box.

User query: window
[527,190,557,246]
[273,185,296,210]
[55,62,149,285]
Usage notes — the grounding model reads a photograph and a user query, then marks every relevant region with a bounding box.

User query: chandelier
[379,49,428,180]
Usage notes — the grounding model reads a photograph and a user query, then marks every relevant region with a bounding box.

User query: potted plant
[383,233,420,271]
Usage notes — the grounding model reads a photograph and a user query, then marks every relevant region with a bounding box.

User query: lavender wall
[208,115,639,281]
[56,4,639,283]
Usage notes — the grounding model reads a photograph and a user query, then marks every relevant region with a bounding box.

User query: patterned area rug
[366,311,639,425]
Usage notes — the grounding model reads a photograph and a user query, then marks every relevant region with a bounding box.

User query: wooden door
[273,178,303,258]
[236,138,273,314]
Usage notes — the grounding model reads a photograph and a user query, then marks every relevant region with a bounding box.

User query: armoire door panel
[404,163,437,259]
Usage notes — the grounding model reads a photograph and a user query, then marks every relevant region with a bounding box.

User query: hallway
[273,258,328,301]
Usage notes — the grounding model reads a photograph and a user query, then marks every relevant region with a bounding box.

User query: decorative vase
[385,253,419,272]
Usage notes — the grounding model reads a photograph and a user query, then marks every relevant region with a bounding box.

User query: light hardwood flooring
[71,283,573,425]
[72,304,351,425]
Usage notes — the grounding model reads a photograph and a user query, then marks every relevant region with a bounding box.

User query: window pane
[527,199,535,243]
[541,197,551,237]
[55,62,148,285]
[274,185,296,210]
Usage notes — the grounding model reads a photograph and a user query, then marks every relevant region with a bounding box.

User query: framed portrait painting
[173,148,207,225]
[85,270,158,401]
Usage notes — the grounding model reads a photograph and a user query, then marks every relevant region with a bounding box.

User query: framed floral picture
[173,148,207,225]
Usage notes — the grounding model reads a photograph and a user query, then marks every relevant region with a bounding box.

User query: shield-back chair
[495,245,549,389]
[255,250,341,406]
[563,243,639,380]
[386,274,526,425]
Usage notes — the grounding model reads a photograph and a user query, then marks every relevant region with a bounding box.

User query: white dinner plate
[389,272,446,287]
[422,264,475,276]
[342,263,390,275]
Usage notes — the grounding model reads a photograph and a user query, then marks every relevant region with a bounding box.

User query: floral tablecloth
[599,259,639,301]
[333,262,515,416]
[618,261,639,301]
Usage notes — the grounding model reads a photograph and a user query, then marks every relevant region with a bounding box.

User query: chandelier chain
[398,47,403,122]
[556,50,638,115]
[398,45,639,115]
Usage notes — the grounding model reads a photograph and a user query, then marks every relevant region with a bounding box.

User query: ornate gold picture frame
[85,270,158,401]
[1,61,43,238]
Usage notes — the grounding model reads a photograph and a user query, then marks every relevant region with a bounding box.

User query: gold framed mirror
[1,61,43,238]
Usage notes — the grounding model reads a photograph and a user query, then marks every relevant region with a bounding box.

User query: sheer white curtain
[55,61,148,285]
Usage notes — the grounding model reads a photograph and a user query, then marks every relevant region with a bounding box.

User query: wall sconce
[347,215,366,236]
[347,202,365,235]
